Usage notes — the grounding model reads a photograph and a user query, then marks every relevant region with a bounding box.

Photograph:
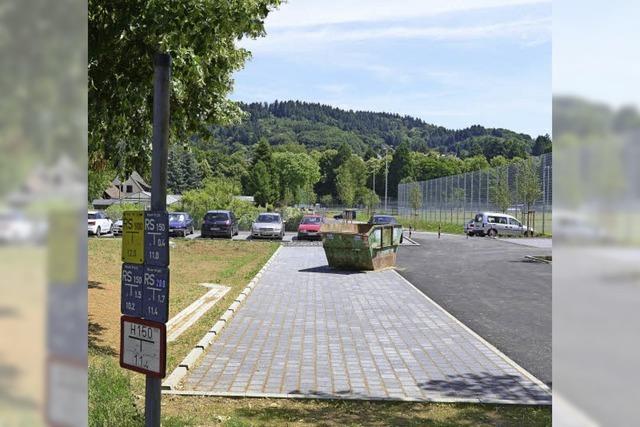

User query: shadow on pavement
[418,372,550,403]
[298,265,364,275]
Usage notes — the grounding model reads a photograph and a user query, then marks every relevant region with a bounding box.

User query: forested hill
[208,100,551,159]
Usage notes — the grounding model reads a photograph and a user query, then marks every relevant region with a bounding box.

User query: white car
[88,210,113,236]
[251,213,284,239]
[0,211,35,244]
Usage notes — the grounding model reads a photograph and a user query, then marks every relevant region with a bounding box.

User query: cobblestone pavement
[181,247,551,404]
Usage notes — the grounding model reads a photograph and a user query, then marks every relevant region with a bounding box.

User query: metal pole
[542,165,547,235]
[146,52,171,427]
[384,148,388,213]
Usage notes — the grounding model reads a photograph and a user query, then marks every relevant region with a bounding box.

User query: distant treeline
[207,100,552,159]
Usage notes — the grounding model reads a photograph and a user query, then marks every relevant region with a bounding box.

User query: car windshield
[170,214,186,222]
[475,214,483,222]
[205,212,228,221]
[88,213,97,219]
[301,217,321,224]
[257,214,280,223]
[373,216,394,224]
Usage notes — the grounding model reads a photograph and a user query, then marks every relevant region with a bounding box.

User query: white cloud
[243,18,551,52]
[266,0,550,29]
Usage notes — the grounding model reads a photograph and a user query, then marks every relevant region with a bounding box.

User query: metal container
[320,222,403,271]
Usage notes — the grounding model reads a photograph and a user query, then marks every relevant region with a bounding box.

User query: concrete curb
[162,245,283,391]
[161,389,549,406]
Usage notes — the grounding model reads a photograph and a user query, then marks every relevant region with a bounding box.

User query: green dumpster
[320,222,403,271]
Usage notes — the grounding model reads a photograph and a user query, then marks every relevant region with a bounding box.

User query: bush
[104,202,144,220]
[89,357,142,427]
[228,199,262,231]
[181,178,241,226]
[280,206,305,231]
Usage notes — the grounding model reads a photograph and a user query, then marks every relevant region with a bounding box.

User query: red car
[297,215,324,240]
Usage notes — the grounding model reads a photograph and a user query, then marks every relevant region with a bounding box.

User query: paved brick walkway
[181,247,550,404]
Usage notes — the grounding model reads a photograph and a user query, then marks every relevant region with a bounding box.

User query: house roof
[130,171,151,190]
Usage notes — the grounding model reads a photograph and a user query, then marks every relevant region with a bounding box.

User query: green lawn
[88,238,551,426]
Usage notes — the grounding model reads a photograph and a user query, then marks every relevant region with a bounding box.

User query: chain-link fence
[398,153,553,235]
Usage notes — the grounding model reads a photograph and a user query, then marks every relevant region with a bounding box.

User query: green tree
[336,167,357,207]
[490,167,511,213]
[388,142,413,198]
[335,155,367,207]
[252,138,274,168]
[516,158,542,232]
[246,160,277,207]
[409,184,423,216]
[463,155,490,172]
[181,149,202,191]
[167,146,186,194]
[181,177,241,224]
[315,149,339,198]
[532,134,552,155]
[198,159,213,180]
[361,188,380,216]
[489,155,509,168]
[88,0,282,175]
[88,168,114,203]
[272,152,320,206]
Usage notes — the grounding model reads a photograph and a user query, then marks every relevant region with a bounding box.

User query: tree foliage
[88,0,282,175]
[210,101,546,160]
[516,158,542,212]
[388,142,413,197]
[272,151,320,205]
[490,167,511,213]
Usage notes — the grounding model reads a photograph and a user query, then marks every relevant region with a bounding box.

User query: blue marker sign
[121,264,144,317]
[143,266,170,323]
[144,211,169,267]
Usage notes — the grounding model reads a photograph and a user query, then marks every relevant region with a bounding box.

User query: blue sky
[232,0,551,137]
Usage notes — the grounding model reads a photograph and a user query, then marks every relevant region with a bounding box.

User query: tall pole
[384,148,388,213]
[146,52,171,427]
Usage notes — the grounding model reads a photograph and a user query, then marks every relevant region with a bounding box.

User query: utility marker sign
[120,316,166,378]
[144,211,169,267]
[122,211,144,264]
[143,266,170,323]
[121,264,144,317]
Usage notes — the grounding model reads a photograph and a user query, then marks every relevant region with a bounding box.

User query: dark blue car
[169,212,194,237]
[201,210,239,239]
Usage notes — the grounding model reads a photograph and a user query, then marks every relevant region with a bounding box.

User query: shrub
[104,202,144,220]
[280,206,305,231]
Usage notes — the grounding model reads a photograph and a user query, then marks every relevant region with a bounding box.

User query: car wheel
[488,229,497,237]
[190,226,194,235]
[96,226,101,237]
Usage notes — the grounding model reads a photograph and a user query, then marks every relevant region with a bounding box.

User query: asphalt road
[395,232,552,386]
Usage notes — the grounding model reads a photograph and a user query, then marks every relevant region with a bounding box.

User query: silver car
[251,213,284,239]
[472,212,532,237]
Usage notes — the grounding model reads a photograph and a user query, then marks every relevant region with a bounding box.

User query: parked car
[0,211,35,244]
[464,219,475,236]
[472,212,532,237]
[112,219,123,236]
[169,212,194,237]
[88,210,113,237]
[297,215,324,240]
[368,214,398,225]
[251,213,284,239]
[201,210,238,239]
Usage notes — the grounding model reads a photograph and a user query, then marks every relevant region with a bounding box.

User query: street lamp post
[384,147,389,213]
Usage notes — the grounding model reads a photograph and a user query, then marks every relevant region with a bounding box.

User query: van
[472,212,531,237]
